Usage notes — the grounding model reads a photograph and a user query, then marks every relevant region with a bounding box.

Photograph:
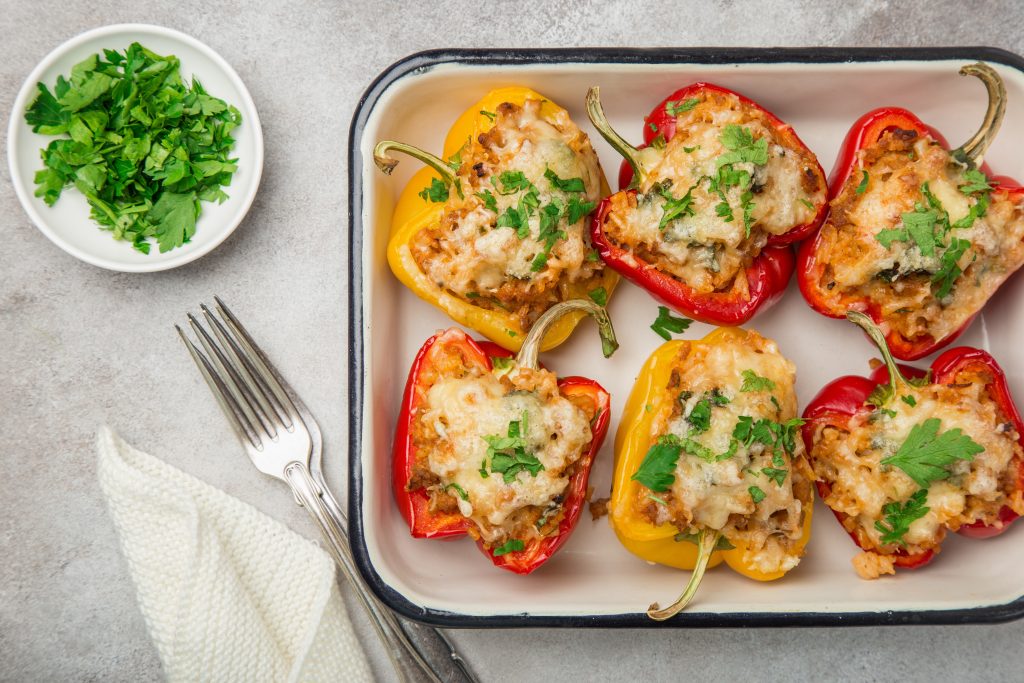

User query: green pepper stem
[953,62,1006,166]
[585,87,647,186]
[846,310,912,393]
[647,529,719,621]
[373,140,457,185]
[516,299,618,370]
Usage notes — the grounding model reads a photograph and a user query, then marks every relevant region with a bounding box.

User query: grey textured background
[3,1,1024,681]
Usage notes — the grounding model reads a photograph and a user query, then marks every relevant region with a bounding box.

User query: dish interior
[356,57,1024,619]
[7,24,262,272]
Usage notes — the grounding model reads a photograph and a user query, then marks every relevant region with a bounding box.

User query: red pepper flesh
[802,345,1024,570]
[392,328,611,574]
[595,82,826,325]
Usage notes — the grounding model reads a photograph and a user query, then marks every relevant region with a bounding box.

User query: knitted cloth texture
[96,426,372,683]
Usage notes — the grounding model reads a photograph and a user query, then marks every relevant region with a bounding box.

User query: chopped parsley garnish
[799,198,815,210]
[874,489,929,547]
[880,417,983,488]
[25,42,242,254]
[740,369,776,393]
[665,97,701,116]
[855,170,869,194]
[761,467,788,486]
[444,483,469,501]
[749,486,767,504]
[650,133,667,150]
[732,415,804,467]
[717,125,769,166]
[479,459,489,478]
[493,539,524,556]
[650,306,692,341]
[479,109,496,121]
[491,356,514,370]
[933,237,971,299]
[658,182,697,230]
[646,493,668,506]
[901,394,917,407]
[588,286,608,306]
[495,170,533,194]
[483,412,544,483]
[683,145,700,153]
[586,249,600,262]
[475,188,498,212]
[566,195,596,225]
[418,177,449,203]
[958,169,992,194]
[631,434,683,492]
[544,167,586,193]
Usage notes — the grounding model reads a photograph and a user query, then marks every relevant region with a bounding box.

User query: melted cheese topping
[635,331,812,576]
[411,99,606,329]
[812,131,1024,343]
[603,91,825,294]
[415,364,593,546]
[808,364,1024,579]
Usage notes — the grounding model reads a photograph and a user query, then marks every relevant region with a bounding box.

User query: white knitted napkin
[96,427,372,683]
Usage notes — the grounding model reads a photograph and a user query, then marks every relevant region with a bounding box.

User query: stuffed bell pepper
[802,311,1024,580]
[584,83,827,325]
[609,327,813,619]
[375,87,617,352]
[393,299,616,574]
[798,63,1024,360]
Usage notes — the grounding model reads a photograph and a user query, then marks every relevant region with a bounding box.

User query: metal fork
[176,297,478,683]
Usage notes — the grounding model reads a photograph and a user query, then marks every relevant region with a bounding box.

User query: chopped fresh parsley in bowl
[24,42,242,255]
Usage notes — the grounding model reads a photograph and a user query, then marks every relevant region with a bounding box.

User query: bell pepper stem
[953,62,1006,167]
[846,310,912,392]
[373,140,460,190]
[516,299,618,370]
[585,87,646,186]
[647,529,720,621]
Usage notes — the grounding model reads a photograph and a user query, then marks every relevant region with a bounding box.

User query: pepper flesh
[392,301,615,574]
[802,316,1024,572]
[384,87,617,352]
[797,64,1024,360]
[609,326,814,615]
[589,83,827,325]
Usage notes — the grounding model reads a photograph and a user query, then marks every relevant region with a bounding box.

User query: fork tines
[176,297,298,452]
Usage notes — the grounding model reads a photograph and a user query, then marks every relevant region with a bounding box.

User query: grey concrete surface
[3,1,1024,681]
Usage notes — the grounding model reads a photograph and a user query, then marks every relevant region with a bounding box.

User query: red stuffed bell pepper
[584,84,828,325]
[802,310,1024,579]
[393,299,616,574]
[798,63,1024,360]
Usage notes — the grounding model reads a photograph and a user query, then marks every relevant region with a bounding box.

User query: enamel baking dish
[348,48,1024,627]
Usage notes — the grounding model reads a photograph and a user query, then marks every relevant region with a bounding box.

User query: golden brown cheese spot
[634,331,812,576]
[809,365,1024,573]
[813,130,1024,343]
[603,91,824,295]
[411,99,606,329]
[413,362,594,547]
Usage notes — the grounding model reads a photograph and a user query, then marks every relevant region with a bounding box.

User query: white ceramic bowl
[7,24,263,272]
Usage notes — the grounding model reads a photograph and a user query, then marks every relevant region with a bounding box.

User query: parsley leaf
[631,434,683,492]
[588,287,607,306]
[749,486,767,504]
[874,489,930,547]
[444,483,469,501]
[665,97,700,116]
[740,369,776,393]
[762,467,788,486]
[658,183,697,230]
[566,195,596,225]
[495,171,533,195]
[493,539,525,556]
[650,306,692,341]
[932,237,971,299]
[855,170,870,194]
[901,394,917,407]
[718,125,769,166]
[418,177,449,203]
[880,417,984,488]
[544,167,586,193]
[875,227,908,249]
[475,188,498,212]
[901,208,938,257]
[479,109,496,121]
[958,169,992,195]
[483,413,545,483]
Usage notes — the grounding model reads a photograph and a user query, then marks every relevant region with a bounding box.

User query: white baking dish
[347,48,1024,626]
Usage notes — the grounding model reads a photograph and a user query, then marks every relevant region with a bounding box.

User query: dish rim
[347,45,1024,628]
[6,22,264,273]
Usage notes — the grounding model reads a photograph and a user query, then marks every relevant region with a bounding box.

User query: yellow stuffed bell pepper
[609,326,814,620]
[374,87,618,352]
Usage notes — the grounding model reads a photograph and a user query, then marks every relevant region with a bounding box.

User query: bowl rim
[346,45,1024,628]
[6,22,264,273]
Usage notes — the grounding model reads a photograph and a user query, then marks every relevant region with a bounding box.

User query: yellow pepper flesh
[609,326,813,582]
[385,86,617,352]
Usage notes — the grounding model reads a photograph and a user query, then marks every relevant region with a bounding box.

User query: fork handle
[284,462,473,683]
